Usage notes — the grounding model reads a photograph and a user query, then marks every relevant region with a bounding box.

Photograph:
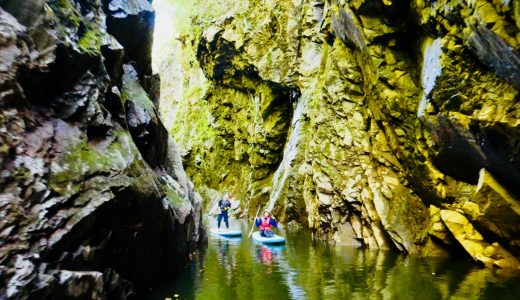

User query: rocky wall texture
[0,0,205,298]
[160,0,520,270]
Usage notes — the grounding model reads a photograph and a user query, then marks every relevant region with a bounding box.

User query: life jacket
[260,217,272,231]
[219,200,230,211]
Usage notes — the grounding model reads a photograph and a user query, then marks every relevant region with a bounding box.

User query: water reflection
[151,219,520,300]
[257,246,277,266]
[215,238,240,284]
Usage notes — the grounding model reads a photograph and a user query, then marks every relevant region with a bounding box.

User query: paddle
[248,205,261,238]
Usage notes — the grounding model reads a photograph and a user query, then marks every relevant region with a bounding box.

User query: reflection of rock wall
[294,246,516,299]
[0,0,205,298]
[162,0,520,268]
[184,228,520,300]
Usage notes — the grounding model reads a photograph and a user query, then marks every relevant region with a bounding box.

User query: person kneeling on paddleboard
[217,192,232,230]
[255,210,278,238]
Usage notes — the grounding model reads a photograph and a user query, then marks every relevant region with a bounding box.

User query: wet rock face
[161,0,520,268]
[0,0,205,298]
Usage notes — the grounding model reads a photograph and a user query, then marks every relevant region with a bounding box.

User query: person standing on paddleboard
[217,192,232,230]
[255,210,278,238]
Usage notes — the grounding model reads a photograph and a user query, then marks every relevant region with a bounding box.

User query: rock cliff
[157,0,520,269]
[0,0,205,298]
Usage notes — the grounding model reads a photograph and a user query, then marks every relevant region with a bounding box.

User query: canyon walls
[157,0,520,269]
[0,0,205,298]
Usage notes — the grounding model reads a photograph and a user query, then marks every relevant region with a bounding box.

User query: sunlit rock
[440,209,520,269]
[471,169,520,255]
[153,0,520,269]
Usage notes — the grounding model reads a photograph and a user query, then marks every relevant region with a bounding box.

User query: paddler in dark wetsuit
[217,192,232,230]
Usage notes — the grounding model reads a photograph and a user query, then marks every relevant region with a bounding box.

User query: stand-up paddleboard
[210,228,242,237]
[258,243,286,253]
[252,231,286,244]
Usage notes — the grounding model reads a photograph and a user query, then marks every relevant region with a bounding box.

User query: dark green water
[152,219,520,300]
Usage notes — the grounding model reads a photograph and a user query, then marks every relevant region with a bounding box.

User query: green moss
[184,85,203,100]
[49,131,137,195]
[78,27,103,55]
[47,0,82,27]
[0,142,9,155]
[171,101,215,152]
[162,182,187,207]
[46,0,104,55]
[121,72,156,112]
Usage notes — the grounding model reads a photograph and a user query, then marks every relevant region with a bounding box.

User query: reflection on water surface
[150,219,520,300]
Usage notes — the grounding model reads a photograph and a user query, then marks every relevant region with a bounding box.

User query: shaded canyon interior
[0,0,204,298]
[2,0,520,298]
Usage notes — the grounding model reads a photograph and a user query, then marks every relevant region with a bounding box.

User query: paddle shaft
[248,205,261,238]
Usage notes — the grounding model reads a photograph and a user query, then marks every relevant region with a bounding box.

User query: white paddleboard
[210,228,242,237]
[252,231,286,244]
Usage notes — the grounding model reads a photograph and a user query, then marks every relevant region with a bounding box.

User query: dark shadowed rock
[105,0,155,82]
[330,0,366,50]
[122,64,168,168]
[0,0,205,299]
[468,24,520,90]
[428,114,486,184]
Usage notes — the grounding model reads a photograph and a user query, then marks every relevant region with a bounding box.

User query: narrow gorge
[156,0,520,269]
[2,0,520,299]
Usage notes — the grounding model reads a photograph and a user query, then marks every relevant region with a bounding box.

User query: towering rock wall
[161,0,520,268]
[0,0,205,298]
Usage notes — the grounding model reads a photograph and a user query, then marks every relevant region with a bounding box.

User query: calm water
[151,219,520,300]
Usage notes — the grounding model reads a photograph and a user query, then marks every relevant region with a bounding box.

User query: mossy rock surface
[154,0,520,265]
[1,1,205,298]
